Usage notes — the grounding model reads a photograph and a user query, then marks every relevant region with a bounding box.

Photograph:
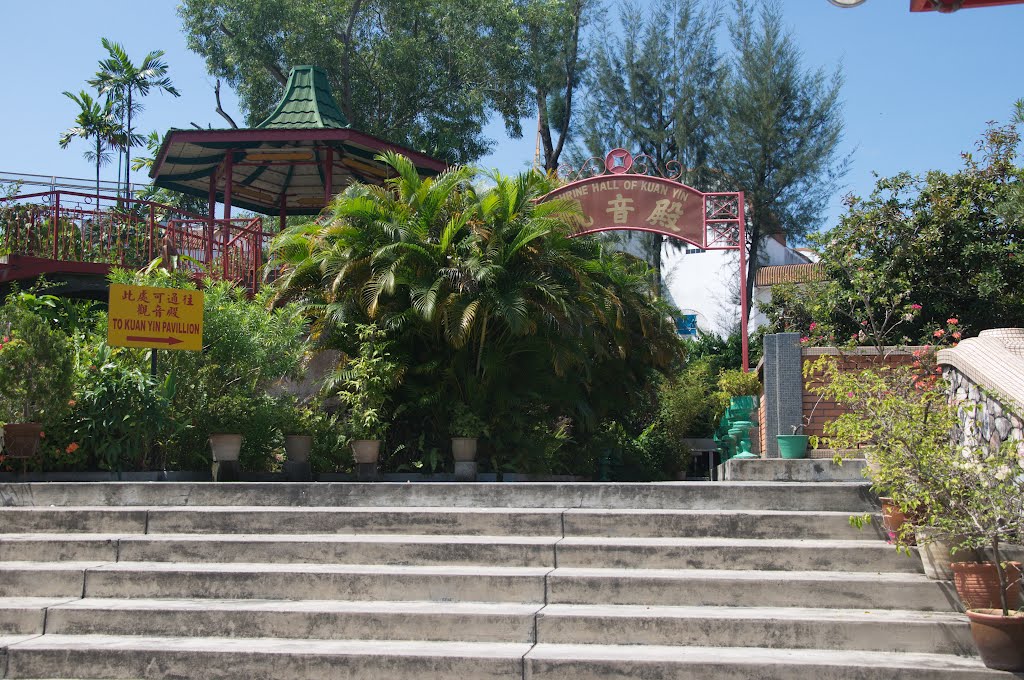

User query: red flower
[946,318,958,325]
[65,443,79,454]
[910,304,923,310]
[934,329,945,338]
[39,431,45,439]
[952,331,961,340]
[800,336,810,344]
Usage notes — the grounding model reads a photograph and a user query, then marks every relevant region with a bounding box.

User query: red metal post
[148,204,155,262]
[737,192,749,373]
[52,192,60,259]
[324,147,334,205]
[701,194,708,249]
[222,152,233,280]
[207,170,217,266]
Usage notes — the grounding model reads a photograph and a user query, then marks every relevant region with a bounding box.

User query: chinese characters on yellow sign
[107,284,204,351]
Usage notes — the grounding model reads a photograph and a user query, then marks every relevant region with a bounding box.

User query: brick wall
[758,347,923,447]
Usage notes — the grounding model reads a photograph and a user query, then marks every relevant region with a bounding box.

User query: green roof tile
[256,66,349,130]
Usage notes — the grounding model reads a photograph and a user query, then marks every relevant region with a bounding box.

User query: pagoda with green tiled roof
[256,66,349,130]
[149,66,444,221]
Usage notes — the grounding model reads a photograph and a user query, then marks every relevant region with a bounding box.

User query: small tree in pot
[450,402,488,462]
[329,324,402,467]
[921,439,1023,671]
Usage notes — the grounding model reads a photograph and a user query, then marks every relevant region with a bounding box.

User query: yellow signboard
[107,284,204,351]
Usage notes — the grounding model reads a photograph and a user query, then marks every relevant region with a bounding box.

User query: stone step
[0,534,915,572]
[79,562,551,602]
[0,534,559,568]
[3,635,532,680]
[535,604,974,655]
[0,482,878,512]
[34,598,973,656]
[0,506,887,540]
[524,644,1013,679]
[0,563,105,598]
[554,537,921,572]
[562,509,885,540]
[723,458,869,482]
[546,568,961,611]
[42,598,540,643]
[0,509,148,534]
[0,599,79,635]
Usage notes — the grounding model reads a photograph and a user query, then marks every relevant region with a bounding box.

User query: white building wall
[659,236,811,337]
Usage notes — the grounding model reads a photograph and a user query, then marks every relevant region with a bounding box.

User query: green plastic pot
[777,434,809,459]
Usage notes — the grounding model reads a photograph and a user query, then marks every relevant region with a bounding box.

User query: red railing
[0,190,272,293]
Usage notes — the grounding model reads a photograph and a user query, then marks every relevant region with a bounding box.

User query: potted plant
[777,425,810,459]
[450,402,488,462]
[204,394,249,463]
[279,399,316,464]
[922,440,1024,671]
[331,324,401,468]
[0,300,73,461]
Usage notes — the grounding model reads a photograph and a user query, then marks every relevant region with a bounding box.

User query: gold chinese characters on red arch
[545,175,705,246]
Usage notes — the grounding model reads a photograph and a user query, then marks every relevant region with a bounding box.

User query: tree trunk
[125,88,133,200]
[536,85,554,171]
[743,201,763,326]
[95,137,102,203]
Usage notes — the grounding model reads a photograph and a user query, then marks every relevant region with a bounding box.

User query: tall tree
[716,0,847,322]
[572,0,727,294]
[179,0,530,164]
[58,90,125,199]
[520,0,594,172]
[89,39,180,197]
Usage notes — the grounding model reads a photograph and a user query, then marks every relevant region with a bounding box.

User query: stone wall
[939,328,1024,453]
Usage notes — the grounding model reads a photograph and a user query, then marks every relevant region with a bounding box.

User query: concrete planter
[451,437,478,462]
[915,529,978,580]
[208,434,242,462]
[350,439,381,465]
[284,435,313,463]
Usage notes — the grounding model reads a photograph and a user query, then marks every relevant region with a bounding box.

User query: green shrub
[71,343,177,472]
[0,299,73,425]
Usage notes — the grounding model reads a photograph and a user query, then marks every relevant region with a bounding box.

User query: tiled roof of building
[755,263,825,287]
[256,66,349,129]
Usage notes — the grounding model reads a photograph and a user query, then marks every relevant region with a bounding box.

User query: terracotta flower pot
[953,562,1023,611]
[2,423,43,459]
[284,435,313,463]
[966,609,1024,672]
[350,439,381,465]
[879,497,916,545]
[208,434,242,462]
[451,437,478,462]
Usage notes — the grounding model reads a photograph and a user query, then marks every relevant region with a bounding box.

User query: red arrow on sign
[125,335,184,346]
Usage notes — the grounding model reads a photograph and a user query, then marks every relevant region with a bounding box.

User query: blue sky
[1,1,1021,233]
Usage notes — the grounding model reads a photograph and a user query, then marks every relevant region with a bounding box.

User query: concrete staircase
[0,482,1012,679]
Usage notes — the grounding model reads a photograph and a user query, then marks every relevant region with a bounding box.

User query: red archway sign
[542,150,750,371]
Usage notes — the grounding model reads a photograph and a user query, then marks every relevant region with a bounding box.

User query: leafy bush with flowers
[809,353,1024,614]
[759,120,1024,350]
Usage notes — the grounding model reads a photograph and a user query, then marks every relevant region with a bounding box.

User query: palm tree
[268,153,683,468]
[58,90,125,200]
[89,38,179,197]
